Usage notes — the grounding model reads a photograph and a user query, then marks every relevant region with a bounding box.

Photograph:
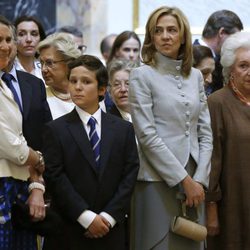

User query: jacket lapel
[66,109,98,172]
[99,112,115,176]
[17,71,32,120]
[0,79,20,107]
[109,104,123,119]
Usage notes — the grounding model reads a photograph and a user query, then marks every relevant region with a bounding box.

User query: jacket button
[176,65,181,71]
[185,131,190,136]
[177,83,182,89]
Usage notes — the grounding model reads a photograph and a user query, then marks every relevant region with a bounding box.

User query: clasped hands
[84,215,111,238]
[182,176,220,236]
[182,175,205,207]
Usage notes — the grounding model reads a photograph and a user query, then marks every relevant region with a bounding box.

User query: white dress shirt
[15,58,44,83]
[7,66,23,109]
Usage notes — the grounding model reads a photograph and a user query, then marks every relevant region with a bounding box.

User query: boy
[42,55,139,250]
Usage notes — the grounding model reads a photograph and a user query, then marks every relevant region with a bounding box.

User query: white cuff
[100,211,116,228]
[77,210,96,229]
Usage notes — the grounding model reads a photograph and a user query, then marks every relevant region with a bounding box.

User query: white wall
[107,0,133,34]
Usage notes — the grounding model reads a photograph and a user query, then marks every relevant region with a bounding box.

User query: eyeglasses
[78,44,87,53]
[39,59,67,69]
[110,81,129,90]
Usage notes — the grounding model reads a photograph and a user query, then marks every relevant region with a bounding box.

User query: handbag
[171,194,207,242]
[11,202,64,236]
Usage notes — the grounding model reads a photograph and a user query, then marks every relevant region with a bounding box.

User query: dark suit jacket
[43,109,139,250]
[17,70,52,150]
[109,104,123,119]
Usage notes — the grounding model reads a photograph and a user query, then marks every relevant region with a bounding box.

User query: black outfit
[109,104,123,119]
[43,109,139,250]
[17,70,52,150]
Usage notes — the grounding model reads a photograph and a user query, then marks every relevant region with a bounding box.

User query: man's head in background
[100,33,117,63]
[58,25,86,54]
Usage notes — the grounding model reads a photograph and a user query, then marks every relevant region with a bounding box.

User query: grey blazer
[129,53,213,188]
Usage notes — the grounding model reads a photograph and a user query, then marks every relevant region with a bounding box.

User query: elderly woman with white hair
[206,32,250,250]
[37,33,81,119]
[108,59,137,120]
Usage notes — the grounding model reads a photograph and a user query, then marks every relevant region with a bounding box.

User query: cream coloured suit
[0,78,29,180]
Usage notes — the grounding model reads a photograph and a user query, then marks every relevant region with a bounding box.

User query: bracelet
[34,151,44,169]
[28,182,45,193]
[28,177,45,185]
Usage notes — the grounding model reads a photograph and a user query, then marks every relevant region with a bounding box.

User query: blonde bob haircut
[37,32,81,60]
[142,6,193,77]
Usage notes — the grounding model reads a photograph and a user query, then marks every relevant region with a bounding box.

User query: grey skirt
[130,158,205,250]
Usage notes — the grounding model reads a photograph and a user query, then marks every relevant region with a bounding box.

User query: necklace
[49,87,71,101]
[229,80,250,106]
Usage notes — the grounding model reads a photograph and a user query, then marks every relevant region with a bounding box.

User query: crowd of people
[0,5,249,250]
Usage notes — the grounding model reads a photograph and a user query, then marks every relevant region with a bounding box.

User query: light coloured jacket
[0,78,29,180]
[129,53,213,188]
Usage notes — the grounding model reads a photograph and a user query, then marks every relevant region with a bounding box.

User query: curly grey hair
[221,32,250,83]
[107,59,138,81]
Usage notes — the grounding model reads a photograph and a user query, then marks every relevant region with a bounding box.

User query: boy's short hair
[68,55,108,101]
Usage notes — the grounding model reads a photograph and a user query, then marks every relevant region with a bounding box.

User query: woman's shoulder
[131,64,152,73]
[207,86,232,107]
[189,67,203,79]
[190,66,202,74]
[130,64,157,82]
[208,86,231,101]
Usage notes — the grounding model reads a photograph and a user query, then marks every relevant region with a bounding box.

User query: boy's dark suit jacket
[17,70,52,150]
[43,109,139,250]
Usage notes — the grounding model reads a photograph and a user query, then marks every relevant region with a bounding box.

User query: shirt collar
[8,66,18,82]
[75,106,102,126]
[155,52,182,75]
[15,58,41,71]
[117,107,132,122]
[200,39,216,58]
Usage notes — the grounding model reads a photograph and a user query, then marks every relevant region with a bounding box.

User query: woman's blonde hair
[37,32,81,60]
[142,6,193,77]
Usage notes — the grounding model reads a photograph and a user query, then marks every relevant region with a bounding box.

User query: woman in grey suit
[129,6,213,250]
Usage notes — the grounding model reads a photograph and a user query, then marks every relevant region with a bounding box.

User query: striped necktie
[88,116,100,168]
[2,73,22,112]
